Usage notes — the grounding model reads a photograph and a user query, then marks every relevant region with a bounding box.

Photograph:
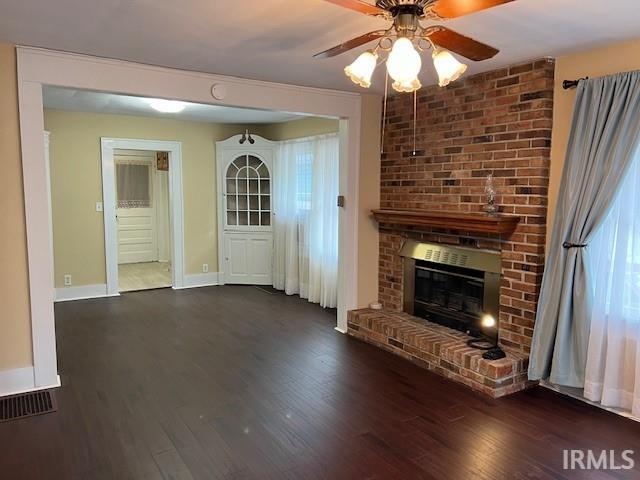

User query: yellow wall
[260,117,338,141]
[0,43,33,370]
[549,37,640,245]
[44,112,341,288]
[357,94,381,307]
[45,110,270,286]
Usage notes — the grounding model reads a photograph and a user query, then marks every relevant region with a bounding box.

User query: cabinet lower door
[223,233,272,285]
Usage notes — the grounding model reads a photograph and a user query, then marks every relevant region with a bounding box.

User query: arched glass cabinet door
[225,154,271,228]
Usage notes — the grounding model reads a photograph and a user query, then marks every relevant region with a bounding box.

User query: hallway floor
[0,286,639,479]
[118,261,172,292]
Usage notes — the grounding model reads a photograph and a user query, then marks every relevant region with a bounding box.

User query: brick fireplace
[348,59,554,397]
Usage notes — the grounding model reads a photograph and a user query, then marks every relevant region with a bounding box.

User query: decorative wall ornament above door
[239,129,255,145]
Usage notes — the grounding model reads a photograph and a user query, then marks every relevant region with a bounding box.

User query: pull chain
[412,89,417,156]
[381,72,389,154]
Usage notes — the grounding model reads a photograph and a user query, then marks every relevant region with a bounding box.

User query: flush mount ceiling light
[148,99,187,113]
[315,0,509,93]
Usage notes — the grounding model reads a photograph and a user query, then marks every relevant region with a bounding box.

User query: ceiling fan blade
[431,0,514,19]
[427,27,499,61]
[321,0,388,16]
[314,30,387,58]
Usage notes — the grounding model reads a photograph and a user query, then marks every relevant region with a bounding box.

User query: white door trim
[0,366,60,398]
[16,46,362,391]
[44,131,54,292]
[101,138,184,295]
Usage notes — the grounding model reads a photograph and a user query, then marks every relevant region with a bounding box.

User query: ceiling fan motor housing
[376,1,430,36]
[376,0,430,15]
[394,11,421,36]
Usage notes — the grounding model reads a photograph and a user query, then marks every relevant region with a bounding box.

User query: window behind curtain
[588,151,640,322]
[272,134,339,308]
[116,162,151,208]
[295,150,313,211]
[584,148,640,415]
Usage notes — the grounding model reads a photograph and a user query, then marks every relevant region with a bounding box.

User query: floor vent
[0,390,57,423]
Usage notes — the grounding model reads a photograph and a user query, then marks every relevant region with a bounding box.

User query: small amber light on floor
[481,314,496,328]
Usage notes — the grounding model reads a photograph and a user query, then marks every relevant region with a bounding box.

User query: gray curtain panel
[529,71,640,387]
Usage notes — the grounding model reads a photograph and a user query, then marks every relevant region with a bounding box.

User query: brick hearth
[348,309,532,397]
[348,59,554,397]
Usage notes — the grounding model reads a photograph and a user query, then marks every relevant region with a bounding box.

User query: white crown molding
[17,47,360,118]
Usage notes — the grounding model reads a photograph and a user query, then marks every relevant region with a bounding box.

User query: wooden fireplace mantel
[371,209,520,235]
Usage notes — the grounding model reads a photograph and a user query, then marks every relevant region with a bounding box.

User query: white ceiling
[42,87,306,124]
[1,1,640,93]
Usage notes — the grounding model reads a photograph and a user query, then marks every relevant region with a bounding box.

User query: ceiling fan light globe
[432,48,468,87]
[386,37,422,83]
[344,50,378,88]
[392,77,422,93]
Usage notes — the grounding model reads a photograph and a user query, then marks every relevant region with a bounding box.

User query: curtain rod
[562,77,588,90]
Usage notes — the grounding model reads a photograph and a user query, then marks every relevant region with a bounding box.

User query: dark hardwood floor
[1,286,639,479]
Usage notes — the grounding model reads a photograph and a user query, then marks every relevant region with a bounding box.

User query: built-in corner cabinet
[216,135,274,285]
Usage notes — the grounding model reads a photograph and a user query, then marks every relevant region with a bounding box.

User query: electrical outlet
[202,263,209,273]
[64,274,72,286]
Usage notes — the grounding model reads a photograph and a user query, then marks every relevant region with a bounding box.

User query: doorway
[17,47,365,391]
[114,148,172,292]
[101,138,185,296]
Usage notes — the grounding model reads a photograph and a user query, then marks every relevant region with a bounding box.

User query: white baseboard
[541,380,640,423]
[55,283,110,302]
[55,274,221,299]
[334,326,347,334]
[179,272,220,289]
[0,366,61,397]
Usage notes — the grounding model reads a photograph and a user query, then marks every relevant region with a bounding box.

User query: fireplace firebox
[400,241,501,339]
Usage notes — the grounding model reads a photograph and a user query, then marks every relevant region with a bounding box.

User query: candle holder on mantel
[483,174,499,215]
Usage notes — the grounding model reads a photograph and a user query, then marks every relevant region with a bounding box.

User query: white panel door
[117,208,157,264]
[217,135,274,285]
[115,150,157,264]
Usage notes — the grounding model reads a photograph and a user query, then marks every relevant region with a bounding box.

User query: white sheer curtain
[272,134,339,308]
[584,148,640,417]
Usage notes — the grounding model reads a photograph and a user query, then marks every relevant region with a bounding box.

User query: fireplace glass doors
[400,241,500,337]
[413,261,485,334]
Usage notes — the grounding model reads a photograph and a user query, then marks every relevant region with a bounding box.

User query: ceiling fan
[315,0,513,92]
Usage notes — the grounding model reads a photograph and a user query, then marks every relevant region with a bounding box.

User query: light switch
[96,201,103,212]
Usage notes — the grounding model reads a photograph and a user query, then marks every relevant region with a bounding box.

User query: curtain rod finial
[563,77,588,90]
